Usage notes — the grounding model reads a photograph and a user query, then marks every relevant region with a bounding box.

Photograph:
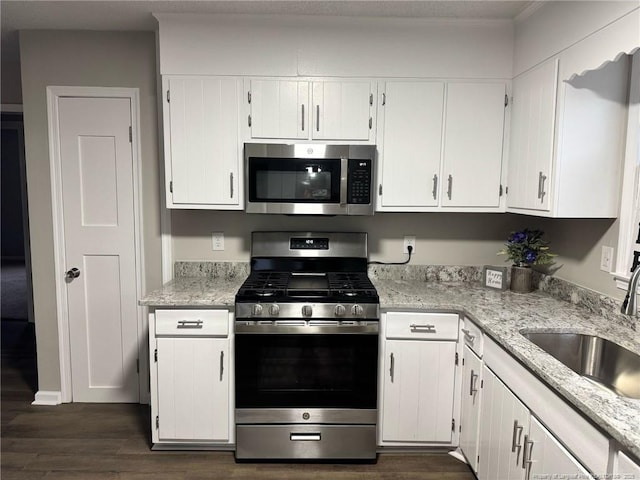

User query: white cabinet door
[312,80,373,141]
[247,79,309,140]
[527,416,594,480]
[156,336,230,442]
[507,59,558,212]
[442,82,506,208]
[616,451,640,478]
[460,345,483,472]
[477,366,529,480]
[377,81,444,209]
[381,339,456,443]
[164,76,241,208]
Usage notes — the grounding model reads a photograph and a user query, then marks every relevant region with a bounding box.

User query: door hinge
[169,181,173,194]
[247,91,252,104]
[504,94,509,107]
[459,424,462,433]
[462,357,465,366]
[455,352,459,366]
[382,92,386,106]
[154,348,158,362]
[129,126,132,143]
[136,358,139,373]
[477,455,480,465]
[369,93,373,106]
[452,419,455,432]
[166,90,170,103]
[505,186,509,195]
[369,117,372,129]
[248,114,252,127]
[480,379,484,388]
[156,415,159,429]
[499,184,503,197]
[378,184,382,196]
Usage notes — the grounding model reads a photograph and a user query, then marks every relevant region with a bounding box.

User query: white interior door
[58,96,139,402]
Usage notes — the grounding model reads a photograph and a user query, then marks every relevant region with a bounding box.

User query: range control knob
[252,304,263,317]
[269,304,280,316]
[351,304,364,317]
[302,305,313,317]
[334,304,346,317]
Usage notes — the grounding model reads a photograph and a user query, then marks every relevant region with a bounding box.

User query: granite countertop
[373,278,640,461]
[139,268,640,460]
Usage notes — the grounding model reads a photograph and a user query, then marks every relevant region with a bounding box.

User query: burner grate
[328,273,377,297]
[238,272,289,297]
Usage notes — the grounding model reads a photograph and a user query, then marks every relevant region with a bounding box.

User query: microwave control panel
[347,159,372,205]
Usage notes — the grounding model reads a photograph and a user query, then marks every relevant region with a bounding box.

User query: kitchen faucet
[621,266,640,315]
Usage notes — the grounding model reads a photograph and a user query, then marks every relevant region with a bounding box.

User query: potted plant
[498,229,555,293]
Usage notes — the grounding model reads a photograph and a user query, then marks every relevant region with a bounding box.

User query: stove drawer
[155,309,229,336]
[235,424,376,460]
[385,312,459,340]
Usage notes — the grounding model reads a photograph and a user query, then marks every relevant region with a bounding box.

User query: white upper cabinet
[507,52,629,218]
[311,80,374,141]
[441,82,506,208]
[246,79,309,140]
[377,81,444,209]
[507,59,557,212]
[377,80,506,212]
[245,79,375,143]
[163,76,243,209]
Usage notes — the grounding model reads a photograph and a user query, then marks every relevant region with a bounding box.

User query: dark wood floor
[1,321,475,480]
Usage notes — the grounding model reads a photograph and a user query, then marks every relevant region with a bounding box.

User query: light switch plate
[600,246,613,272]
[212,232,225,251]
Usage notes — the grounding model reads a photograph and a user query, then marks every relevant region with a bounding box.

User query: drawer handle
[290,433,321,441]
[177,320,203,329]
[410,323,436,333]
[461,328,476,342]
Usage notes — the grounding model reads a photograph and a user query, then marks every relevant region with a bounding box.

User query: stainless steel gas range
[234,232,380,461]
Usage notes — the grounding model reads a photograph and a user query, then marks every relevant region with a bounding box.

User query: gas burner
[256,291,275,297]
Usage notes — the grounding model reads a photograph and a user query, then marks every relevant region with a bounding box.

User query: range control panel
[290,237,330,250]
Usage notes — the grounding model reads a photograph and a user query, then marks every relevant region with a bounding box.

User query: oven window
[248,157,341,203]
[235,334,378,409]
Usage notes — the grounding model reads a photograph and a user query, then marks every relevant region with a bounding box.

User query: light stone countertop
[139,273,640,460]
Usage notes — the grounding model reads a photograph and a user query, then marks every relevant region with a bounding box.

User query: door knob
[65,268,81,281]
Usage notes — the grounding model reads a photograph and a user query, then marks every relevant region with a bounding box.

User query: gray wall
[171,211,623,299]
[20,30,162,393]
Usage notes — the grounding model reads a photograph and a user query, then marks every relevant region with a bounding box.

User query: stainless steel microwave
[244,143,375,215]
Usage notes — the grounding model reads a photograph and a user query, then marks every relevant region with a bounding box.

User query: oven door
[235,330,378,412]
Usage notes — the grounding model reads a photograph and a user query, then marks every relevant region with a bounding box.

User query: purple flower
[509,231,526,243]
[524,250,537,263]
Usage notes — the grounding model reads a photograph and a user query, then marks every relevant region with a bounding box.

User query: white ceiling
[1,0,536,65]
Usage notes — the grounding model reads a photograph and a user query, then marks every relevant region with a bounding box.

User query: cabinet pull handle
[512,420,524,465]
[522,434,534,480]
[230,172,234,198]
[176,320,203,329]
[390,353,395,383]
[301,104,305,131]
[537,171,547,202]
[410,323,436,333]
[316,105,320,132]
[447,174,453,200]
[432,174,438,200]
[219,351,224,381]
[461,328,475,342]
[470,370,479,396]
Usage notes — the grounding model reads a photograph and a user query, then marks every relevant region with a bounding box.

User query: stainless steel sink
[521,332,640,399]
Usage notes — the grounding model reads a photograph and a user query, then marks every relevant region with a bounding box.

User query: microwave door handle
[340,157,348,206]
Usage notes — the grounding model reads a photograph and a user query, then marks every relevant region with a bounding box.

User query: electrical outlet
[403,236,416,254]
[600,246,614,272]
[212,232,225,251]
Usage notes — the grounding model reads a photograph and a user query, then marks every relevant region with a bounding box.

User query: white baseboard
[32,390,62,405]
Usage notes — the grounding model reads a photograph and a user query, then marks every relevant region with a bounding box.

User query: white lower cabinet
[615,451,640,477]
[379,312,460,445]
[459,344,482,472]
[150,309,234,446]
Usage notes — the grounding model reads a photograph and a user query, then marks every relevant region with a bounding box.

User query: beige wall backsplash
[171,211,622,299]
